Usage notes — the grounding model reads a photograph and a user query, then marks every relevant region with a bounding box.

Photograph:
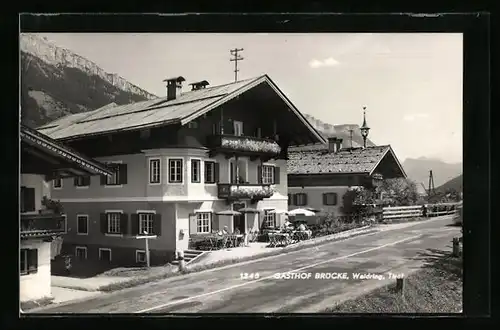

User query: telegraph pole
[230,48,244,82]
[428,170,435,197]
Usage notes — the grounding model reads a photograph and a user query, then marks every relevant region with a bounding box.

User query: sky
[37,33,463,163]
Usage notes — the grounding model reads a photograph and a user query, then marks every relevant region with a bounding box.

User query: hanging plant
[41,196,64,214]
[221,136,281,154]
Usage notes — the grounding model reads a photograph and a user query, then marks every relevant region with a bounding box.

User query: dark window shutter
[230,162,234,183]
[333,193,338,205]
[24,188,35,212]
[84,176,91,186]
[288,193,292,206]
[20,187,25,212]
[189,213,197,234]
[257,166,262,184]
[214,163,220,183]
[74,177,79,186]
[100,213,107,234]
[303,194,308,205]
[293,194,298,206]
[28,249,38,273]
[153,214,162,236]
[131,214,139,236]
[119,164,128,184]
[274,167,280,184]
[100,175,106,185]
[323,193,327,205]
[120,213,129,235]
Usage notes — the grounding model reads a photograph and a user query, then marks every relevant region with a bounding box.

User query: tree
[378,178,419,206]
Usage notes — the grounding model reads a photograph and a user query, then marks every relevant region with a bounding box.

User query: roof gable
[287,145,395,175]
[37,74,326,145]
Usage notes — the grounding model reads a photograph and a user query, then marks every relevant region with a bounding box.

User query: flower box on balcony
[218,183,275,202]
[208,135,281,157]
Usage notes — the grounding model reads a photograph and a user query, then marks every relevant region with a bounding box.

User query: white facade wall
[20,240,51,302]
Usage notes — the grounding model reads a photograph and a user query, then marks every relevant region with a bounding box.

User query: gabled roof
[37,74,326,145]
[21,124,113,177]
[287,145,407,177]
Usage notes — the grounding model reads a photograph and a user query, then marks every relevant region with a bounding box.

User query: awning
[193,201,214,213]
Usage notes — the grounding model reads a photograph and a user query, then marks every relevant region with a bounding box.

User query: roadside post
[136,231,157,268]
[396,278,405,298]
[452,237,460,257]
[177,250,186,272]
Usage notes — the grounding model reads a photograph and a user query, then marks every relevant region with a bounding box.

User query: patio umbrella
[288,208,316,216]
[215,210,242,216]
[238,207,260,213]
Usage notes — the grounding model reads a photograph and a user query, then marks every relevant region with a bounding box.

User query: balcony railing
[218,183,275,202]
[21,213,66,239]
[208,135,281,158]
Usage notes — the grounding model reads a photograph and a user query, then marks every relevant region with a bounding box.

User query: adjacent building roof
[21,124,113,177]
[287,145,406,177]
[37,74,326,145]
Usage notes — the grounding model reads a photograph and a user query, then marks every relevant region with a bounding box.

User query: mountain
[402,157,462,192]
[292,114,376,150]
[435,174,463,193]
[20,33,157,128]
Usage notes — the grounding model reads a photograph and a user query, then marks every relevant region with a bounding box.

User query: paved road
[32,216,459,314]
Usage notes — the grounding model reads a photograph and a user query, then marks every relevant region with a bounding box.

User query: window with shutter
[323,193,338,206]
[274,167,280,185]
[76,215,89,235]
[75,176,90,187]
[138,213,154,235]
[149,158,161,184]
[105,163,122,186]
[295,193,307,206]
[191,159,201,183]
[262,165,274,184]
[204,161,216,184]
[169,159,183,183]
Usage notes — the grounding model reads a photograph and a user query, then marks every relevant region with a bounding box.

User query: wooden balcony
[207,135,281,160]
[21,213,66,239]
[218,183,275,204]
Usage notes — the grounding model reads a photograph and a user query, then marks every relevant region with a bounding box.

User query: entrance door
[232,202,246,234]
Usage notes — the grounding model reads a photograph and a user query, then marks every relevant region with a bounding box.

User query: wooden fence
[383,202,459,221]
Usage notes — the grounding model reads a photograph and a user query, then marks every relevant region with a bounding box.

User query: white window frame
[148,158,161,185]
[295,193,307,206]
[196,212,211,234]
[76,214,89,235]
[106,212,122,235]
[262,164,275,185]
[104,160,123,188]
[98,248,112,262]
[75,246,87,260]
[263,213,276,228]
[168,158,184,184]
[204,160,216,184]
[190,158,202,183]
[136,250,146,263]
[53,178,63,189]
[233,120,243,136]
[138,212,155,235]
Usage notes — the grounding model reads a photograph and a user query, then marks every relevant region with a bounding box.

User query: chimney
[163,76,186,101]
[336,138,343,151]
[189,80,210,91]
[328,137,338,153]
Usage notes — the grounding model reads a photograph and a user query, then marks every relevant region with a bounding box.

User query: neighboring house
[37,74,326,266]
[20,124,112,302]
[287,116,406,216]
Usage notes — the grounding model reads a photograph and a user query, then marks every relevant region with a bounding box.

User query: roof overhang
[368,146,407,178]
[21,125,113,177]
[179,75,327,145]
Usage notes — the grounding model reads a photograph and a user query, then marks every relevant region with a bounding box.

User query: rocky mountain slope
[20,33,157,128]
[435,174,463,193]
[402,157,462,190]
